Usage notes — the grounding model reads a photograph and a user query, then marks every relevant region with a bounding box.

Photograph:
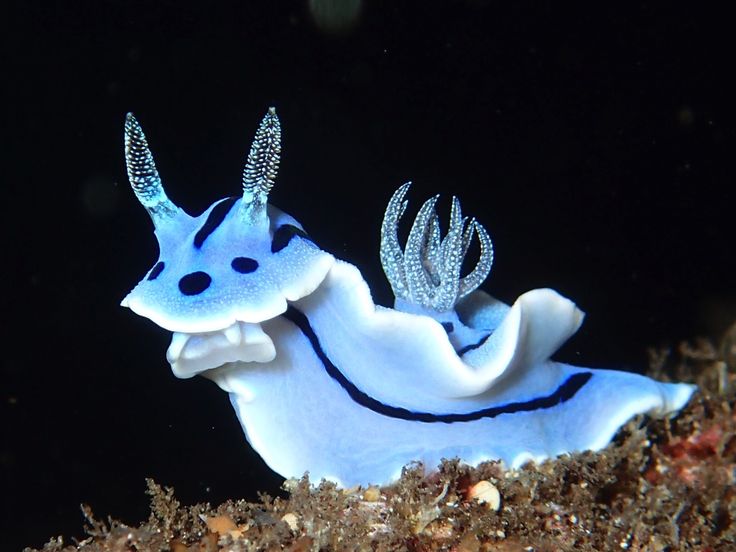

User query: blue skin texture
[122,110,696,487]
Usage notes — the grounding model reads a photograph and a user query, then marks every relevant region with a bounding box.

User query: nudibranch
[121,108,696,487]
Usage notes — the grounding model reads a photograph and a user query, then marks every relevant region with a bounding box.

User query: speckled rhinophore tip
[242,107,281,222]
[124,113,179,224]
[380,183,494,312]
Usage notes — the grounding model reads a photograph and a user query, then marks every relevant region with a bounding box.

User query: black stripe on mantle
[194,197,239,249]
[283,306,592,424]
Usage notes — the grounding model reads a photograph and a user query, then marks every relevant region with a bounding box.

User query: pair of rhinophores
[122,108,696,487]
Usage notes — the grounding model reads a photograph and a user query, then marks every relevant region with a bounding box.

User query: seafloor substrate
[27,326,736,552]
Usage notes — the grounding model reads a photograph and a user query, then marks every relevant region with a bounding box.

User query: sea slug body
[121,108,696,487]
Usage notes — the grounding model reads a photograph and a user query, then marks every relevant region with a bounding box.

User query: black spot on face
[231,257,259,274]
[148,261,165,281]
[178,271,212,296]
[441,322,454,334]
[271,224,311,253]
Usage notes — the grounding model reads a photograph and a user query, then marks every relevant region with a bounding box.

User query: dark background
[4,1,734,549]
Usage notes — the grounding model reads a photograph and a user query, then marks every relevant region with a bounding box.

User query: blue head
[122,109,334,374]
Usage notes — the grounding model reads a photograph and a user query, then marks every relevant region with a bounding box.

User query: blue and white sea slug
[121,108,696,487]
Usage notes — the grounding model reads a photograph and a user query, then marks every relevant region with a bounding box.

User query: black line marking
[271,224,311,253]
[194,197,239,249]
[283,306,592,424]
[457,334,491,356]
[147,261,165,281]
